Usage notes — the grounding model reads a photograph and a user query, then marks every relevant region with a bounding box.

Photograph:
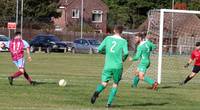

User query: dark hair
[136,32,145,40]
[147,31,153,35]
[15,32,21,36]
[196,42,200,46]
[114,25,124,34]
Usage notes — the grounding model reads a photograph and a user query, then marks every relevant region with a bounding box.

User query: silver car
[73,38,100,54]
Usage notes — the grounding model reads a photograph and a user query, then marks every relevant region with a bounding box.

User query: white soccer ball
[59,79,67,87]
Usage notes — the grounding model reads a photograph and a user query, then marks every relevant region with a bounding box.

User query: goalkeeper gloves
[184,63,190,68]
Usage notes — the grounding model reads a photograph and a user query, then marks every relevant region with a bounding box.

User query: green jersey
[132,40,156,65]
[98,35,129,69]
[145,39,156,52]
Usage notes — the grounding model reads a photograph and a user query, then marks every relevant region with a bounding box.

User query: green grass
[0,53,200,110]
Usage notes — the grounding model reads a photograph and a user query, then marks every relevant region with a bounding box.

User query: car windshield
[47,36,60,42]
[88,40,100,46]
[0,35,9,41]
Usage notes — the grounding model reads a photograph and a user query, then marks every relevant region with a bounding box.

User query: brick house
[54,0,109,33]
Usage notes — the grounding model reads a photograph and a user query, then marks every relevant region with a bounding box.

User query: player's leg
[18,58,31,83]
[18,58,35,85]
[8,60,24,85]
[138,65,158,90]
[180,73,197,85]
[106,68,122,107]
[91,69,111,104]
[107,83,118,108]
[132,70,140,87]
[180,66,199,85]
[24,70,35,84]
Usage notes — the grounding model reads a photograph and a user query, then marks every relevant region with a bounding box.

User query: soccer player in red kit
[0,32,36,85]
[180,42,200,85]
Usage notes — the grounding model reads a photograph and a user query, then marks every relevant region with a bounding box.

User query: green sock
[144,76,155,85]
[96,84,105,93]
[132,76,139,87]
[107,87,118,105]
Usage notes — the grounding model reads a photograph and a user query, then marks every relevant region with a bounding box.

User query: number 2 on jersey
[110,41,117,53]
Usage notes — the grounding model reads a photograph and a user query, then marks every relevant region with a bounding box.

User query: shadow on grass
[143,85,177,90]
[29,81,59,86]
[34,81,57,85]
[159,86,177,89]
[113,102,169,108]
[12,81,57,86]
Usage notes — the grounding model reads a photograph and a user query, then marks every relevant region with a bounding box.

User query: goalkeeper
[180,42,200,85]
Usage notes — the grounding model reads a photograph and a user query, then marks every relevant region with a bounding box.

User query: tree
[0,0,16,21]
[103,0,171,29]
[23,0,61,23]
[0,0,61,28]
[23,0,61,29]
[188,0,200,10]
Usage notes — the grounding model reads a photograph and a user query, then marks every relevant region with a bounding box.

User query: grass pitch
[0,53,200,110]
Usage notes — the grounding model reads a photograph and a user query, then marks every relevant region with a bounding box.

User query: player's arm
[26,47,32,62]
[184,52,194,68]
[150,42,156,51]
[122,41,129,62]
[184,58,193,68]
[131,46,142,61]
[98,37,107,54]
[23,40,32,62]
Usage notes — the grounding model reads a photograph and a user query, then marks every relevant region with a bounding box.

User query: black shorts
[192,65,200,73]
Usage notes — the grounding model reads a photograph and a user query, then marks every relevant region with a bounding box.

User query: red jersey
[9,39,25,61]
[191,49,200,66]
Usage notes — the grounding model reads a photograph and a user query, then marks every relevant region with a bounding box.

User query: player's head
[195,42,200,50]
[15,32,22,39]
[146,31,154,40]
[113,25,123,34]
[134,33,145,44]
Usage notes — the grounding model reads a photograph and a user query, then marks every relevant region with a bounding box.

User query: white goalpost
[156,9,200,84]
[123,9,200,84]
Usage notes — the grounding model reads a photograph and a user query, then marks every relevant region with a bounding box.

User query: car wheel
[89,48,93,54]
[45,47,52,53]
[71,48,76,54]
[71,48,75,54]
[64,47,67,53]
[30,46,35,53]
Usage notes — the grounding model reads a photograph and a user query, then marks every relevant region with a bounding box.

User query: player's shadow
[144,85,177,90]
[34,81,57,85]
[131,102,169,106]
[113,102,169,108]
[158,86,177,89]
[12,81,57,86]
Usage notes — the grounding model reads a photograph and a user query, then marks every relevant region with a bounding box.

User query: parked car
[0,35,10,52]
[73,38,100,54]
[64,41,74,53]
[29,34,68,53]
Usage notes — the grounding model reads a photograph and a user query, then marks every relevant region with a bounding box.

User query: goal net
[147,9,200,84]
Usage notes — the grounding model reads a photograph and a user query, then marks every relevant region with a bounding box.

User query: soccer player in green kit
[129,33,158,90]
[90,25,129,107]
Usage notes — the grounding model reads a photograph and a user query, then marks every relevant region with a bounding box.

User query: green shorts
[137,63,150,74]
[101,68,123,84]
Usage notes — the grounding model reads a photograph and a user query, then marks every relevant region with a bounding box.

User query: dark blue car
[30,34,67,53]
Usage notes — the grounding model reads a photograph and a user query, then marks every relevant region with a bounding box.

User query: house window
[95,30,102,33]
[72,9,79,18]
[92,10,103,23]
